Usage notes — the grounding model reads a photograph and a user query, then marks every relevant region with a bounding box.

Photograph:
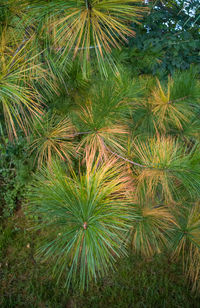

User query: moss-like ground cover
[1,211,199,308]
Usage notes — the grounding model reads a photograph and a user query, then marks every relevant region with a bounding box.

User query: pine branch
[99,136,147,168]
[168,96,189,104]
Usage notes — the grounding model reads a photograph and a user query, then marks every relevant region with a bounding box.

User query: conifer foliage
[1,0,200,294]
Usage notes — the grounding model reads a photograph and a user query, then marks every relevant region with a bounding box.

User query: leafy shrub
[0,136,34,218]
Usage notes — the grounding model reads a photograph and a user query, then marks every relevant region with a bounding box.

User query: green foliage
[129,136,200,202]
[122,0,200,76]
[131,69,200,137]
[72,77,137,158]
[171,204,200,292]
[27,158,131,290]
[0,137,33,218]
[0,37,44,140]
[1,0,200,299]
[30,113,76,167]
[129,200,175,257]
[24,0,146,77]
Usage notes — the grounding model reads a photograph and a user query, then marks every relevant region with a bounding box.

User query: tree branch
[168,96,189,104]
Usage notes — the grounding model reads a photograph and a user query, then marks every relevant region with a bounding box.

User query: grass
[0,211,200,308]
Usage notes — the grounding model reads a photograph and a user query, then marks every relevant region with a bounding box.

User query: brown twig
[168,96,189,104]
[99,136,147,168]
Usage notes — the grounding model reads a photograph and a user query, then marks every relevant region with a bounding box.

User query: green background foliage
[118,0,200,76]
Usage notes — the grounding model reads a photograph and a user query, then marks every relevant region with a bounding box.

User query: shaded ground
[0,211,200,308]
